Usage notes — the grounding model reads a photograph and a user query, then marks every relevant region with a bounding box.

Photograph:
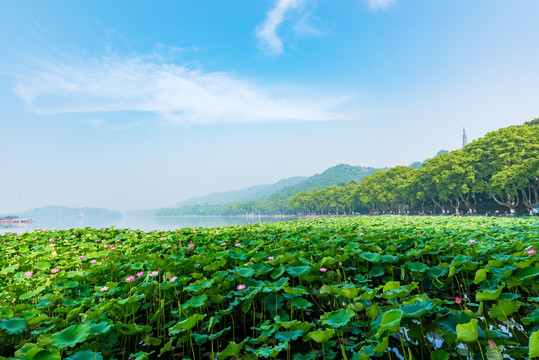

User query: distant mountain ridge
[177,176,307,206]
[20,206,122,218]
[174,164,382,208]
[267,164,382,201]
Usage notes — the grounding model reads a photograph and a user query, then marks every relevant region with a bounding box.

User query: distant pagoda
[462,127,468,148]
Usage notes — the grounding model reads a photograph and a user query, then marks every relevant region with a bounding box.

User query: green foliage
[0,216,538,359]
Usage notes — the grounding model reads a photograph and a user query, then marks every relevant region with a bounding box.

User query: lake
[0,215,298,235]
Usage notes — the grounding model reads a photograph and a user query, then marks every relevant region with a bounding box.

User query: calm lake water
[0,215,297,235]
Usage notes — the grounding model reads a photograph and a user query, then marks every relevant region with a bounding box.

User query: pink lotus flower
[51,268,60,274]
[527,249,536,255]
[49,238,55,242]
[235,243,241,247]
[101,258,105,262]
[103,244,108,248]
[100,286,109,292]
[188,243,195,249]
[78,256,85,260]
[150,271,158,277]
[268,256,274,260]
[174,245,177,249]
[90,260,97,264]
[469,239,476,243]
[136,272,144,277]
[125,276,135,283]
[488,339,496,349]
[220,242,227,246]
[455,297,462,304]
[169,276,178,282]
[109,245,115,249]
[24,271,33,277]
[320,268,327,273]
[450,243,454,247]
[7,246,13,249]
[72,245,77,248]
[237,284,246,290]
[101,240,106,243]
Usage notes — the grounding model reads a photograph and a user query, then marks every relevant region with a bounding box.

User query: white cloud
[13,54,354,124]
[368,0,396,10]
[256,0,306,55]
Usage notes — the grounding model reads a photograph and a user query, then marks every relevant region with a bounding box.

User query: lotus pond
[1,216,539,360]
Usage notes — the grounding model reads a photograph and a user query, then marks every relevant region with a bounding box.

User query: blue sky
[1,0,538,213]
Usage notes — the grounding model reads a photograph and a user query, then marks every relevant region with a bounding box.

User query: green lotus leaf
[376,309,403,338]
[430,349,449,360]
[275,330,303,342]
[307,328,335,343]
[287,266,311,277]
[514,267,539,281]
[456,319,478,343]
[408,262,428,272]
[130,262,144,270]
[204,258,226,272]
[401,300,435,317]
[236,267,255,278]
[128,351,153,360]
[476,286,504,302]
[436,312,473,335]
[89,322,112,335]
[21,348,60,360]
[255,342,288,358]
[488,300,521,321]
[530,330,539,358]
[51,324,91,348]
[292,353,316,360]
[291,297,312,310]
[358,252,380,263]
[182,294,208,309]
[323,309,355,327]
[474,269,489,284]
[217,341,244,359]
[485,345,503,360]
[366,304,379,320]
[0,318,26,335]
[337,286,360,299]
[170,313,206,333]
[35,261,51,270]
[65,350,103,360]
[382,281,400,293]
[427,266,447,278]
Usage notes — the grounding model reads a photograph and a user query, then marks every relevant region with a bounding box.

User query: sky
[1,0,538,214]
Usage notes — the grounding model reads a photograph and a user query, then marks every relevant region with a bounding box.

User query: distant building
[462,128,468,148]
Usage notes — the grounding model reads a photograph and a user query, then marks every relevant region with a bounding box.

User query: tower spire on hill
[462,127,468,148]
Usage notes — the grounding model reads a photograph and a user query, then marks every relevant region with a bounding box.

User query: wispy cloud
[13,54,354,124]
[367,0,396,10]
[256,0,306,55]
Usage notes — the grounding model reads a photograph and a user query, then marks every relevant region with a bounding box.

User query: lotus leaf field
[1,216,539,359]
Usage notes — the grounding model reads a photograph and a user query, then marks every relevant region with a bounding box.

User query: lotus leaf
[376,309,403,338]
[0,317,26,335]
[488,300,521,320]
[50,324,90,348]
[530,330,539,358]
[217,341,244,359]
[323,309,355,327]
[307,328,335,343]
[286,266,311,277]
[65,351,103,360]
[476,286,504,301]
[456,319,478,343]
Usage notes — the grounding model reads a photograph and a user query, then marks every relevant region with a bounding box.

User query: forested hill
[177,176,307,206]
[268,164,381,201]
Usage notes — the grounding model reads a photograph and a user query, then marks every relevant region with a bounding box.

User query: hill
[268,164,382,200]
[20,206,122,218]
[176,176,307,206]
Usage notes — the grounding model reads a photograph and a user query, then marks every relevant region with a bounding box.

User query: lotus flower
[320,268,327,273]
[51,268,60,274]
[24,271,33,277]
[136,272,144,277]
[237,284,246,290]
[527,249,536,255]
[100,286,109,292]
[169,276,178,282]
[455,297,462,304]
[150,271,158,277]
[125,276,135,283]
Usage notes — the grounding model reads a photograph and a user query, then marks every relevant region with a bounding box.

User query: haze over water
[0,215,294,235]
